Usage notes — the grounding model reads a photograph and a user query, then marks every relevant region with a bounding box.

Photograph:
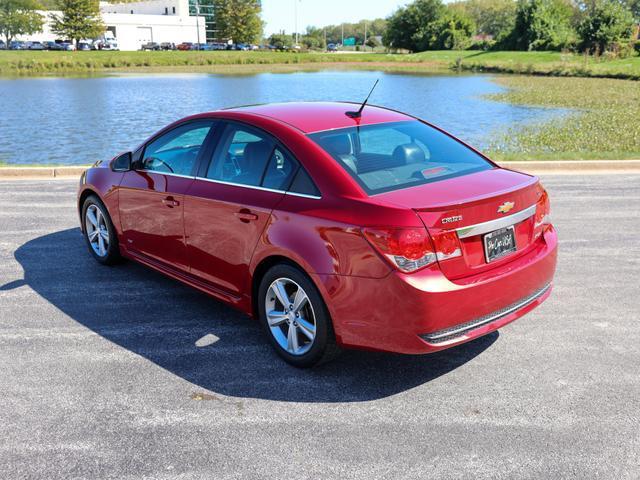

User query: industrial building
[21,0,207,51]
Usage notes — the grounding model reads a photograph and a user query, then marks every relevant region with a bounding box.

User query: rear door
[184,122,299,297]
[118,120,215,271]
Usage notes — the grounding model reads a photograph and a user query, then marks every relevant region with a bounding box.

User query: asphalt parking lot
[0,175,639,479]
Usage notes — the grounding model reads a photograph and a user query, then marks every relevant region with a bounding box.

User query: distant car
[176,42,193,51]
[28,41,45,50]
[0,41,6,50]
[101,41,118,51]
[60,42,75,51]
[43,41,63,51]
[141,42,160,51]
[78,42,91,51]
[327,43,337,52]
[10,41,26,50]
[160,42,175,51]
[235,43,250,51]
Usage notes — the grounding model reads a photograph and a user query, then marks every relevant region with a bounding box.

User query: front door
[118,120,215,271]
[184,122,300,297]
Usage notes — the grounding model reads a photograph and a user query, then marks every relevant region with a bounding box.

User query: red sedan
[77,102,557,367]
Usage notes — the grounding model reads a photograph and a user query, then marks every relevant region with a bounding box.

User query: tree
[268,33,293,49]
[450,0,516,39]
[383,0,446,51]
[365,35,380,49]
[578,0,635,53]
[50,0,104,46]
[502,0,577,50]
[0,0,44,46]
[435,8,476,49]
[213,0,263,44]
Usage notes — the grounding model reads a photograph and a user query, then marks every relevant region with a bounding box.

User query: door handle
[234,210,258,222]
[162,196,180,207]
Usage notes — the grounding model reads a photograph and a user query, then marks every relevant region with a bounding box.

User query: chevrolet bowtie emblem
[497,201,515,214]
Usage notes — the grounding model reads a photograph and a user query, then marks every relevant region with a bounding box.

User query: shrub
[577,0,635,54]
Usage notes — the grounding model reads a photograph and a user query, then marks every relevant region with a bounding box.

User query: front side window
[309,120,492,195]
[142,121,213,176]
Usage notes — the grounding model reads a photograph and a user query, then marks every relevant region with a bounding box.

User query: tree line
[383,0,639,54]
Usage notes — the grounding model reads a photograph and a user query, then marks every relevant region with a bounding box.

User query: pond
[0,71,565,165]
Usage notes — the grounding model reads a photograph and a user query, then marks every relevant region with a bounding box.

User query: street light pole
[294,0,298,46]
[195,0,201,50]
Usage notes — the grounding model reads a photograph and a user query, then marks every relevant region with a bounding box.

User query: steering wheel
[145,157,174,173]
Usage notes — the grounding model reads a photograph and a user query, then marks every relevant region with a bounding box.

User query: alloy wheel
[265,278,317,356]
[85,204,110,257]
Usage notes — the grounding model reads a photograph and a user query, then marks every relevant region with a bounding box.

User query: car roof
[222,101,413,134]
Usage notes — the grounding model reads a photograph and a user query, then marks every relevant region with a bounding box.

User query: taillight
[534,187,552,238]
[362,227,461,273]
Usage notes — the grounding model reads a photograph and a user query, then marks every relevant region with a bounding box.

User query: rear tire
[81,195,122,266]
[258,264,340,367]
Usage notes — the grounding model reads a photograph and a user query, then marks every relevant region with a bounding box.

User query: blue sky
[262,0,408,35]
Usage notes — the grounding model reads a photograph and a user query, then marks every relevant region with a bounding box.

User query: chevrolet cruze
[77,102,557,367]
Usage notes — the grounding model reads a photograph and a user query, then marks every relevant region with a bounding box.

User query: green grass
[485,76,640,160]
[1,49,640,79]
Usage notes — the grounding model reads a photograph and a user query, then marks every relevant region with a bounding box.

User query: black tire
[258,264,341,368]
[81,194,122,266]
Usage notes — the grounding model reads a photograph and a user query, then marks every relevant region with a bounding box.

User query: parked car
[9,41,26,50]
[27,41,45,50]
[0,41,6,50]
[176,42,193,51]
[43,41,63,51]
[60,42,75,51]
[78,42,91,51]
[235,43,250,51]
[327,43,337,52]
[77,102,557,367]
[160,42,175,51]
[140,42,160,51]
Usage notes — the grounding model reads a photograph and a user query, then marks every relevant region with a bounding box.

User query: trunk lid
[375,168,543,280]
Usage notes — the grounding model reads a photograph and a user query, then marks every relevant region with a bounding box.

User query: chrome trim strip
[137,169,195,180]
[284,191,322,200]
[456,204,536,239]
[194,176,286,194]
[421,283,551,343]
[194,176,323,199]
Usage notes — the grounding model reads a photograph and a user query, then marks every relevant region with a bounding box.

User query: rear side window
[289,168,320,197]
[308,120,492,195]
[207,125,274,187]
[262,147,298,190]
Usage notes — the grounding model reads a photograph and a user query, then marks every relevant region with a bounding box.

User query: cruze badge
[497,201,515,214]
[441,215,463,224]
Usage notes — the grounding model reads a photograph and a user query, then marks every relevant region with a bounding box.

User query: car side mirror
[112,152,132,172]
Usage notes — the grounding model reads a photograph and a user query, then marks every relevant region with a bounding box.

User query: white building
[21,0,206,51]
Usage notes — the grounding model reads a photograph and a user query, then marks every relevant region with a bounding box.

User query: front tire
[258,264,340,367]
[82,195,121,265]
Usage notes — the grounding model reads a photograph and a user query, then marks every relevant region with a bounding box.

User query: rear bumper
[312,227,558,354]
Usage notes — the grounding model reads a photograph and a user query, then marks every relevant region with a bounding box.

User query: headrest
[243,141,272,166]
[323,135,352,156]
[392,143,426,165]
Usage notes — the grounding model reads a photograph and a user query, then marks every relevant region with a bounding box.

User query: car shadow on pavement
[9,228,498,403]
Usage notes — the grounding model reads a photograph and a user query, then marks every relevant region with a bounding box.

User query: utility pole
[364,21,367,50]
[294,0,299,46]
[195,0,201,50]
[341,23,344,46]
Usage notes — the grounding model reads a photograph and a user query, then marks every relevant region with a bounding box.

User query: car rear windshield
[308,120,493,195]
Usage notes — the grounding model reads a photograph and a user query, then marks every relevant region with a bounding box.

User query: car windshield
[308,120,493,195]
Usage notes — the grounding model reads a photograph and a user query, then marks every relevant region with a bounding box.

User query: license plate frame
[483,226,517,263]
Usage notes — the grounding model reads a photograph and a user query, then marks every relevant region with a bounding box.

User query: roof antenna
[345,79,379,118]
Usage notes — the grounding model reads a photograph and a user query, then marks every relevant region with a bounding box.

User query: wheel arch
[250,255,305,319]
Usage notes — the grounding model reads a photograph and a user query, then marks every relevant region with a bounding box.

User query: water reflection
[0,71,565,165]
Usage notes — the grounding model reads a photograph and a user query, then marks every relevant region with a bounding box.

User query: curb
[0,160,639,179]
[0,166,88,178]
